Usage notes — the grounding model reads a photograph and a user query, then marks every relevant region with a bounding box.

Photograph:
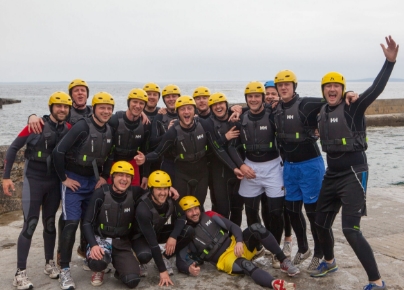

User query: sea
[1,81,404,189]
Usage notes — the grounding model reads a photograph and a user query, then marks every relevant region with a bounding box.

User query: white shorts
[239,157,284,198]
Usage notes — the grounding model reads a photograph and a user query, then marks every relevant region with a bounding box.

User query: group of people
[1,36,398,290]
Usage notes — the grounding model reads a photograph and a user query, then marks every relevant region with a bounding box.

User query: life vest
[192,214,229,261]
[174,120,207,162]
[66,118,113,167]
[113,111,145,160]
[274,97,317,144]
[97,185,135,238]
[240,110,277,153]
[136,193,174,233]
[318,102,368,153]
[210,115,233,148]
[161,113,177,133]
[68,106,92,125]
[24,118,69,162]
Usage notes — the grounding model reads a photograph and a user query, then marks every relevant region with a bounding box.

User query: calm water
[1,81,404,188]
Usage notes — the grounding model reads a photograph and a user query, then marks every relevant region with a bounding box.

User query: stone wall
[0,145,24,214]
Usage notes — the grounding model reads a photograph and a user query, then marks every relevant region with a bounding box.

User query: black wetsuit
[315,59,395,281]
[131,194,186,273]
[82,185,145,287]
[3,116,71,269]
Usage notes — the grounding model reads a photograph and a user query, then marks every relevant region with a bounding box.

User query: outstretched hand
[381,35,399,62]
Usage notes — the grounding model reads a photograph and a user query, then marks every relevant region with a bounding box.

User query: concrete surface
[1,187,404,289]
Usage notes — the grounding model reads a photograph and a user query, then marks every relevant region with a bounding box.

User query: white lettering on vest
[260,126,267,130]
[287,115,294,119]
[330,118,338,123]
[205,220,212,226]
[197,134,204,140]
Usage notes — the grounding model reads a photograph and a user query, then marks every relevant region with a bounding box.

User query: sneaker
[91,271,104,287]
[44,260,60,279]
[77,245,86,259]
[282,241,293,258]
[59,268,76,290]
[306,256,321,274]
[310,259,338,278]
[280,258,300,277]
[272,279,296,290]
[272,254,281,269]
[139,264,148,277]
[292,248,311,265]
[13,269,34,290]
[163,257,174,276]
[363,281,386,290]
[253,246,265,260]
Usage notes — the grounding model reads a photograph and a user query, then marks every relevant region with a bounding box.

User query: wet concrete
[0,188,403,289]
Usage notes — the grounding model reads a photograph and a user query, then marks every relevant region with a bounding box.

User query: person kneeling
[82,161,145,288]
[177,196,299,290]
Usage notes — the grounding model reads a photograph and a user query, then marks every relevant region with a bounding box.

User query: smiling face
[146,91,160,111]
[177,104,195,128]
[127,99,146,119]
[211,101,228,120]
[194,95,210,115]
[93,104,113,124]
[50,104,70,122]
[265,87,279,104]
[276,82,295,103]
[151,187,169,206]
[323,83,343,106]
[71,86,88,108]
[246,93,264,114]
[163,94,180,112]
[112,172,132,193]
[185,206,201,223]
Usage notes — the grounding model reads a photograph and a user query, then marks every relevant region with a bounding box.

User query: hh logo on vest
[330,118,338,123]
[260,126,267,130]
[124,208,130,213]
[205,220,212,226]
[107,139,111,143]
[135,135,142,139]
[287,115,294,119]
[197,134,204,140]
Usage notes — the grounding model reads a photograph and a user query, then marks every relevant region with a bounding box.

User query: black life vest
[144,107,160,124]
[210,115,233,149]
[274,97,317,144]
[192,214,229,261]
[68,106,92,125]
[136,193,174,233]
[240,110,277,153]
[113,111,145,160]
[97,185,135,238]
[66,118,113,167]
[24,118,69,162]
[160,113,177,133]
[318,102,368,153]
[174,120,207,162]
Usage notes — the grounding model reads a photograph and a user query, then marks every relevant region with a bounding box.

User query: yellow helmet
[321,71,346,98]
[175,96,196,111]
[274,70,298,89]
[208,92,228,107]
[127,88,148,103]
[179,196,201,211]
[110,161,135,176]
[68,79,89,92]
[48,92,72,106]
[143,82,160,95]
[162,84,181,97]
[193,86,211,98]
[91,92,115,107]
[244,81,265,95]
[148,170,172,188]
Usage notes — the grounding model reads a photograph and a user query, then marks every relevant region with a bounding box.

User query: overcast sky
[0,0,402,82]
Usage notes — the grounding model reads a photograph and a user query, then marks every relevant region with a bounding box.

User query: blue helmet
[264,80,275,88]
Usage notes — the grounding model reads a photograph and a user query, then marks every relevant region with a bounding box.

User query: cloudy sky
[0,0,402,82]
